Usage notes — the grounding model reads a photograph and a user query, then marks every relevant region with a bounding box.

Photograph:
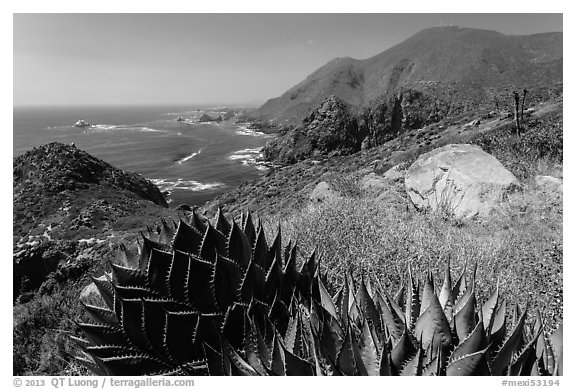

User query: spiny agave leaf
[227,221,251,270]
[355,277,382,333]
[534,354,551,376]
[405,265,420,329]
[223,339,259,376]
[194,314,223,351]
[268,224,282,271]
[247,296,270,330]
[336,326,360,376]
[400,342,424,376]
[222,304,246,351]
[319,314,344,365]
[82,303,119,327]
[379,342,392,376]
[158,219,177,245]
[101,354,174,376]
[243,315,268,376]
[359,318,380,376]
[453,269,475,315]
[482,286,499,335]
[239,260,266,304]
[167,250,192,303]
[113,285,160,301]
[420,270,436,316]
[164,311,200,365]
[84,346,143,367]
[264,255,283,304]
[297,250,317,297]
[446,347,491,376]
[78,323,128,347]
[75,354,110,375]
[333,281,349,325]
[189,210,207,235]
[489,300,507,352]
[270,331,286,376]
[379,292,404,344]
[177,360,209,376]
[490,304,528,375]
[509,326,541,376]
[172,220,203,255]
[200,223,227,263]
[348,290,363,328]
[147,248,173,296]
[253,226,269,269]
[213,255,242,310]
[291,309,310,359]
[449,320,487,363]
[111,263,147,288]
[119,298,155,354]
[414,294,452,352]
[254,318,272,369]
[395,283,405,310]
[214,207,231,237]
[282,342,315,376]
[316,275,338,320]
[439,257,453,309]
[141,299,170,359]
[451,261,467,302]
[90,275,115,310]
[268,293,290,336]
[187,255,218,313]
[454,291,477,342]
[390,323,417,374]
[242,211,257,248]
[550,324,562,376]
[283,301,300,353]
[279,245,299,305]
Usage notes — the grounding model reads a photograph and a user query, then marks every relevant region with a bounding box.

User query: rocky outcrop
[404,144,519,219]
[13,142,167,208]
[263,96,362,164]
[13,142,170,300]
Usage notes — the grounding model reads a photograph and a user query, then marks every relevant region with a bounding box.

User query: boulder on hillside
[310,181,340,203]
[404,144,519,219]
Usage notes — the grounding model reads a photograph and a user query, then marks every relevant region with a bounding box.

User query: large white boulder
[404,144,519,218]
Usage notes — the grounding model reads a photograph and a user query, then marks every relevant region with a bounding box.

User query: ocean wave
[228,147,269,171]
[151,178,225,194]
[235,125,271,137]
[175,149,203,164]
[79,124,166,133]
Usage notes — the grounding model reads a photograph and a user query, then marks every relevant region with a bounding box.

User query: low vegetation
[74,210,562,375]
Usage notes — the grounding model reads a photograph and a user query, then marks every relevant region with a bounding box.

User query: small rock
[383,165,405,182]
[359,173,389,193]
[310,181,339,203]
[535,175,562,193]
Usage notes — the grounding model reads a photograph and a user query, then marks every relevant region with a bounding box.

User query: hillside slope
[253,27,562,122]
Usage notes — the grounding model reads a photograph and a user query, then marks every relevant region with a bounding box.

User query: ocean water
[13,105,271,206]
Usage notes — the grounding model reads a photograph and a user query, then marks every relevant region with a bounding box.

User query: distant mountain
[253,27,562,122]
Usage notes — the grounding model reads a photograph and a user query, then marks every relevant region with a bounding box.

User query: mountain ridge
[253,27,562,122]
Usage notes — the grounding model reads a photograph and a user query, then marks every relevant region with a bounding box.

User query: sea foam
[151,178,225,194]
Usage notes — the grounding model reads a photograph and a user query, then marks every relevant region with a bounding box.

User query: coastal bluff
[13,142,171,303]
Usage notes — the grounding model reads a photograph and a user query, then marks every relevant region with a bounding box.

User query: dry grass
[263,178,562,329]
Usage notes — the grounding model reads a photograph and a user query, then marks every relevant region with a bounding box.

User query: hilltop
[253,27,562,122]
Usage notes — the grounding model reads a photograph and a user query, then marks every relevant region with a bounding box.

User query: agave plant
[74,210,562,376]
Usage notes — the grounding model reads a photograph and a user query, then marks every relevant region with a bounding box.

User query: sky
[13,13,563,107]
